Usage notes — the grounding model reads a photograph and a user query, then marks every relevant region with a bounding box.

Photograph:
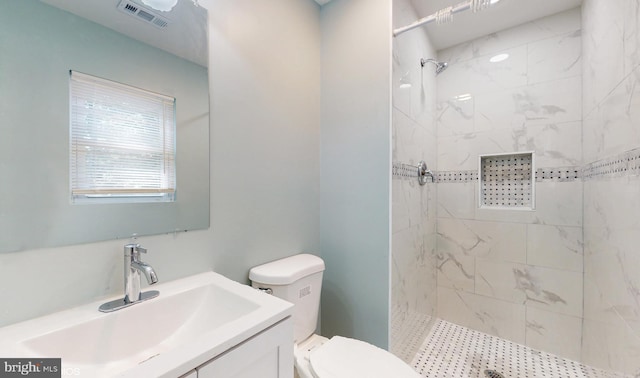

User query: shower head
[420,58,448,75]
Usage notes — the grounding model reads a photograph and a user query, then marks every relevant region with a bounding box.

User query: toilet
[249,254,420,378]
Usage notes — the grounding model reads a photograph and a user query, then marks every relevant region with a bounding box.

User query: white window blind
[69,71,176,203]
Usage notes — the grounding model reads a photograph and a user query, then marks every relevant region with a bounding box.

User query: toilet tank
[249,254,325,343]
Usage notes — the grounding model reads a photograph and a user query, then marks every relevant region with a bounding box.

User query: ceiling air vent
[117,0,170,29]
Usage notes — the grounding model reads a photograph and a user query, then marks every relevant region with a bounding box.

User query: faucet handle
[124,243,147,256]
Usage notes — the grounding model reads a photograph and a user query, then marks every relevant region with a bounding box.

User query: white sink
[0,272,293,377]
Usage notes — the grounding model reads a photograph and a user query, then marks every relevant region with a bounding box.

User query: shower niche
[478,152,535,210]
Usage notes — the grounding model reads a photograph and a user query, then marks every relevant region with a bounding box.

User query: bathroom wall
[319,0,392,349]
[390,0,438,363]
[435,8,584,361]
[581,0,640,375]
[0,0,322,328]
[208,0,321,278]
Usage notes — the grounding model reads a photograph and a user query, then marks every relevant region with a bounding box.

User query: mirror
[0,0,209,252]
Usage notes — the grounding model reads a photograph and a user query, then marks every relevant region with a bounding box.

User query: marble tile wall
[582,0,640,375]
[390,0,438,362]
[435,8,585,362]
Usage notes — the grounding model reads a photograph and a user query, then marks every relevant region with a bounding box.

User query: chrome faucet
[99,243,159,312]
[124,243,158,302]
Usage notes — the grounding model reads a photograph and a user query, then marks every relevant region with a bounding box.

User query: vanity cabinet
[196,318,293,378]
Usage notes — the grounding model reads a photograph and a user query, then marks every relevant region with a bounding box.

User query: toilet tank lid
[249,254,325,285]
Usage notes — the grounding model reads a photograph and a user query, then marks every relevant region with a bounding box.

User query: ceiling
[40,0,207,67]
[44,0,581,62]
[407,0,583,50]
[314,0,582,50]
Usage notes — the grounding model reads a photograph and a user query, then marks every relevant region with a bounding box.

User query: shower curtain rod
[393,0,483,37]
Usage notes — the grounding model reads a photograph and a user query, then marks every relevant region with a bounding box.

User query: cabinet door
[197,318,293,378]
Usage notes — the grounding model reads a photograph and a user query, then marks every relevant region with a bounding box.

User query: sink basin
[25,280,257,364]
[0,272,293,377]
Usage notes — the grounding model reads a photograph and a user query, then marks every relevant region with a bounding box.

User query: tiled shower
[436,6,584,361]
[390,0,438,363]
[391,0,640,376]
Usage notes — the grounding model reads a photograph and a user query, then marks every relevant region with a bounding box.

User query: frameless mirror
[0,0,209,252]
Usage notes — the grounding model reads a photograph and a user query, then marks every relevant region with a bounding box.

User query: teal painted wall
[319,0,392,349]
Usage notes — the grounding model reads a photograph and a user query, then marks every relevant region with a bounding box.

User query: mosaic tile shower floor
[411,319,631,378]
[390,309,435,363]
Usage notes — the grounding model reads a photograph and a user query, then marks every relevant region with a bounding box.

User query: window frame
[69,71,176,204]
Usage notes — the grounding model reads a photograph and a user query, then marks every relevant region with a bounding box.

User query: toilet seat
[307,336,420,378]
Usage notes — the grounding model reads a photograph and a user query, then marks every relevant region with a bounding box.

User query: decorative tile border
[434,170,477,183]
[535,167,581,182]
[394,147,640,184]
[392,162,421,180]
[583,147,640,180]
[396,166,582,183]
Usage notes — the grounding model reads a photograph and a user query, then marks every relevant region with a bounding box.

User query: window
[69,71,176,203]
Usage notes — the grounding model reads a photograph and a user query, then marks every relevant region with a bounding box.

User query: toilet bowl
[249,254,420,378]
